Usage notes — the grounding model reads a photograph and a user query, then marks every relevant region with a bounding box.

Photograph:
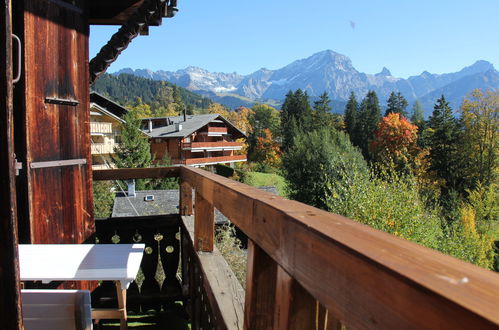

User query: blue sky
[90,0,499,78]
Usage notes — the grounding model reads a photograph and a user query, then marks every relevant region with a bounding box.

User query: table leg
[115,281,128,330]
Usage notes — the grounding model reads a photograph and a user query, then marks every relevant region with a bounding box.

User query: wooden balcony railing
[92,215,181,312]
[207,127,228,135]
[172,154,247,166]
[182,141,242,150]
[91,143,115,155]
[93,166,499,330]
[90,121,113,134]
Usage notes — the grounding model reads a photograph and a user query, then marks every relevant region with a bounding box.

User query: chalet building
[142,113,247,166]
[89,92,128,169]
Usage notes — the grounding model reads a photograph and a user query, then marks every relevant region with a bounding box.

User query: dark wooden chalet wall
[13,0,94,245]
[0,0,23,328]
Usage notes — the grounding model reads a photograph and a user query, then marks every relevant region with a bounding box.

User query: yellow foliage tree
[461,89,499,187]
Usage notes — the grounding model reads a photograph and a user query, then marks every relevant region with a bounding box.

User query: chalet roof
[112,187,278,221]
[90,92,129,120]
[112,190,179,217]
[141,114,247,139]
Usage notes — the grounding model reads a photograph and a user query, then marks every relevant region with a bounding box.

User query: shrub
[325,171,443,250]
[215,164,235,178]
[215,224,247,288]
[283,128,368,210]
[439,206,495,270]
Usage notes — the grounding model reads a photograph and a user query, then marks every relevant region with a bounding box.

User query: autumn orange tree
[250,128,281,168]
[370,112,422,175]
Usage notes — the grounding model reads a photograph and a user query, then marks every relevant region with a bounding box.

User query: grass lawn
[240,171,288,197]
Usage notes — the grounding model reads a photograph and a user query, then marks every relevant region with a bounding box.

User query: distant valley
[115,50,499,116]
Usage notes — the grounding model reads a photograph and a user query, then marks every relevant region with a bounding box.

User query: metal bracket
[15,159,23,176]
[30,158,86,169]
[44,97,79,106]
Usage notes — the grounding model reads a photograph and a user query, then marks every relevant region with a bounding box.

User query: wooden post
[194,191,214,252]
[318,303,343,330]
[274,266,317,330]
[116,281,128,330]
[180,180,193,216]
[0,0,23,329]
[244,240,277,330]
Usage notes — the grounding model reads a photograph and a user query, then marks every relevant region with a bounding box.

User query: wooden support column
[194,191,214,252]
[0,0,23,329]
[244,240,277,330]
[273,265,317,330]
[318,303,343,330]
[116,281,128,330]
[180,181,193,216]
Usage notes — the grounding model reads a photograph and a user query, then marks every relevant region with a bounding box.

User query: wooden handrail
[93,167,180,181]
[179,165,499,329]
[91,165,499,329]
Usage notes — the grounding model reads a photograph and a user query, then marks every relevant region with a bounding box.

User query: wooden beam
[93,166,180,181]
[0,0,23,328]
[89,0,163,83]
[194,191,214,252]
[92,309,124,319]
[244,240,277,330]
[180,181,193,216]
[181,165,499,329]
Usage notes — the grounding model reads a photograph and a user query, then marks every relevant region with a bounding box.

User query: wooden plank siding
[15,0,94,247]
[0,0,23,328]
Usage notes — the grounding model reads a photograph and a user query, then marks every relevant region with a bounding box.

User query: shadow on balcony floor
[95,303,189,329]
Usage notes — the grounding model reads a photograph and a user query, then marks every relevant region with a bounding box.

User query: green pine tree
[344,91,358,142]
[113,111,152,190]
[356,90,381,159]
[280,89,312,151]
[427,95,463,196]
[312,92,332,130]
[385,91,409,117]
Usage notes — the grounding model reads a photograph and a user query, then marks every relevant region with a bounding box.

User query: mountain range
[116,50,499,116]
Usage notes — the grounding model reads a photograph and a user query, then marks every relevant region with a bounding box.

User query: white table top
[19,244,145,288]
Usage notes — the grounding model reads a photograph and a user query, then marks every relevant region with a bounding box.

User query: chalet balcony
[172,154,247,166]
[90,121,113,135]
[88,166,499,329]
[91,143,115,155]
[206,127,228,136]
[182,141,243,152]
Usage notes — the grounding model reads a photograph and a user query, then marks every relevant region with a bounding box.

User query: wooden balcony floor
[96,305,189,329]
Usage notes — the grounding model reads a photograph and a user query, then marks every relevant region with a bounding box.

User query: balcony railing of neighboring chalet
[93,166,499,330]
[90,121,113,134]
[206,127,228,135]
[91,143,115,155]
[182,141,243,151]
[172,154,247,166]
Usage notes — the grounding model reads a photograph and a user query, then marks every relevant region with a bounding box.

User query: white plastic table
[19,244,145,330]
